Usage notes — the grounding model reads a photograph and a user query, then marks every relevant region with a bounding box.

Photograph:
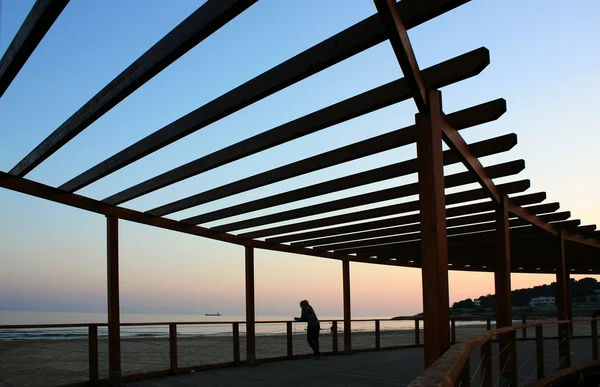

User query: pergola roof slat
[0,0,69,99]
[240,180,531,239]
[151,99,507,218]
[56,0,473,195]
[11,0,258,177]
[101,48,491,206]
[297,206,565,249]
[213,160,524,233]
[267,192,546,244]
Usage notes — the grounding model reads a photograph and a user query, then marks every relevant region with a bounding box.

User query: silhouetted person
[296,300,320,359]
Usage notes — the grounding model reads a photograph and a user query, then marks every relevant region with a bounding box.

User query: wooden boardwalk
[125,349,425,387]
[125,338,594,387]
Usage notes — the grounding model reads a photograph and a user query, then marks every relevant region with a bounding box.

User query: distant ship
[205,312,221,316]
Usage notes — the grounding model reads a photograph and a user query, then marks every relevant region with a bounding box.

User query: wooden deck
[125,338,594,387]
[125,349,424,387]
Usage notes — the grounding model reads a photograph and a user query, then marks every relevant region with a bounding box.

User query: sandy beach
[0,322,591,387]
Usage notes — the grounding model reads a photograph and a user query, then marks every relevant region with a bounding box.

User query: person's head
[300,300,309,308]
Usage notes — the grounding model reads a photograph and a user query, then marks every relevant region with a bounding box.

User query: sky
[0,0,599,320]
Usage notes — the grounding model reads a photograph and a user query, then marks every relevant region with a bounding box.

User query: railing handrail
[409,318,599,387]
[0,314,579,330]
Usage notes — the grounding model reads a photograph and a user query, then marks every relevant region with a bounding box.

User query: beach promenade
[125,338,593,387]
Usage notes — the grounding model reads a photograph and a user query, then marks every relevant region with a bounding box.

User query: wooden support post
[486,317,492,331]
[592,319,598,360]
[245,246,256,364]
[451,318,456,344]
[106,216,121,386]
[522,316,527,339]
[88,325,98,385]
[332,321,338,353]
[415,319,420,345]
[343,260,352,354]
[536,325,545,380]
[566,272,573,337]
[481,339,493,387]
[169,324,177,374]
[509,330,519,386]
[416,89,450,367]
[233,322,240,364]
[457,356,471,387]
[556,230,571,368]
[495,196,513,387]
[375,320,381,350]
[286,322,293,359]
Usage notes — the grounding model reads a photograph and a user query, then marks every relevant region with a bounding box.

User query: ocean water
[0,310,487,340]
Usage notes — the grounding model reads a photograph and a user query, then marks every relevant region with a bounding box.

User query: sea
[0,310,488,341]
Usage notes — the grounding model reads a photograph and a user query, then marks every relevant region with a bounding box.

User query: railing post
[522,316,527,339]
[486,317,491,331]
[536,325,544,380]
[451,318,456,344]
[375,320,380,350]
[287,321,293,359]
[481,338,493,387]
[456,356,471,387]
[232,322,240,364]
[332,321,338,353]
[592,319,598,360]
[509,330,518,386]
[245,246,256,364]
[88,325,98,385]
[415,319,420,345]
[169,324,177,374]
[559,321,571,368]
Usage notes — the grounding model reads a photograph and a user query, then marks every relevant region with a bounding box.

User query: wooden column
[556,230,571,367]
[245,246,256,364]
[495,195,515,386]
[416,88,450,367]
[106,216,121,386]
[343,260,352,353]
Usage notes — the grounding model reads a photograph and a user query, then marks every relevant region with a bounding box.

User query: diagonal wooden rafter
[10,0,259,177]
[0,0,69,99]
[55,0,471,193]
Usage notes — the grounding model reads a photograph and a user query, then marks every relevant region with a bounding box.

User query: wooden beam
[150,99,507,218]
[508,203,559,237]
[182,131,513,224]
[0,171,401,267]
[101,48,491,205]
[374,0,427,111]
[240,180,531,239]
[417,89,450,367]
[213,160,524,233]
[55,0,473,193]
[315,208,565,252]
[10,0,257,177]
[107,216,121,386]
[267,191,545,244]
[343,260,352,353]
[245,246,256,364]
[0,0,69,99]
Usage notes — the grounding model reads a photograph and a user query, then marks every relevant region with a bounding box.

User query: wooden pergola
[1,0,599,385]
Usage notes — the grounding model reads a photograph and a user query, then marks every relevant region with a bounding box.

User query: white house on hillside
[529,296,556,309]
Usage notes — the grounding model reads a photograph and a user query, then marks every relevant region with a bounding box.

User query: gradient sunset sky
[0,0,599,320]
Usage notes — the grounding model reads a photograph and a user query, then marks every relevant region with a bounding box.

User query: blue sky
[0,0,599,319]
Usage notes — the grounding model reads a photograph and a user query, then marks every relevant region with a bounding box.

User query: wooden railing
[409,318,600,387]
[0,316,593,387]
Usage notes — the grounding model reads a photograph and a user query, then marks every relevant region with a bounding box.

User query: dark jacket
[300,305,320,329]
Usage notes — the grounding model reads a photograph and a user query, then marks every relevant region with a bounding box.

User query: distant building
[529,296,556,309]
[474,299,481,306]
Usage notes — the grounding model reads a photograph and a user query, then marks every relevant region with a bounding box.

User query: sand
[0,322,591,387]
